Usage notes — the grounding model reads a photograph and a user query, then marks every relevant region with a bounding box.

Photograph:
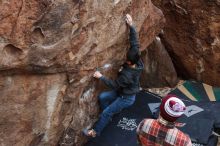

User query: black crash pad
[169,80,220,102]
[85,91,219,146]
[85,91,161,146]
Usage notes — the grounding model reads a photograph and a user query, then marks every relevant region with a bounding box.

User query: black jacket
[100,26,144,95]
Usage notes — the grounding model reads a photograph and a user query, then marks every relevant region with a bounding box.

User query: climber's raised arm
[125,14,140,53]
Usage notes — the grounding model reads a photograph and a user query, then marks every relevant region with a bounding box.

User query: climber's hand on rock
[125,14,133,26]
[93,71,103,79]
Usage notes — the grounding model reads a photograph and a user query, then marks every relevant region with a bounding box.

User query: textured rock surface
[141,37,178,88]
[153,0,220,86]
[0,0,164,145]
[0,74,67,146]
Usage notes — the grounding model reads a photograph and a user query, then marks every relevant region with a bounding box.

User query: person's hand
[93,71,103,79]
[125,14,133,27]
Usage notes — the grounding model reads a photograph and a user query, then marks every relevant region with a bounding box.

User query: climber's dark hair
[126,50,140,65]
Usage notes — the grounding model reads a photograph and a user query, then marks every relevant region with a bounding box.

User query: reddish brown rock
[0,74,67,146]
[141,37,178,88]
[0,0,164,145]
[153,0,220,86]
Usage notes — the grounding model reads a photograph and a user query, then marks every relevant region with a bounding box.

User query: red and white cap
[160,95,186,122]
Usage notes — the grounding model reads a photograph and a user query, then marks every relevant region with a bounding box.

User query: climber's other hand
[93,71,103,79]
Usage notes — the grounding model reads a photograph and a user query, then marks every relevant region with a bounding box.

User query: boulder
[141,37,178,88]
[153,0,220,86]
[0,74,67,146]
[0,0,164,145]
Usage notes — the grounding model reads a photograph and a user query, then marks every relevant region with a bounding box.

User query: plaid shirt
[137,117,192,146]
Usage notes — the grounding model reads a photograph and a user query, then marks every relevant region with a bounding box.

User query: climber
[137,95,192,146]
[83,14,144,137]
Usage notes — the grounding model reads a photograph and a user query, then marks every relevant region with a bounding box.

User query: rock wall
[141,37,178,88]
[0,74,67,146]
[0,0,164,145]
[153,0,220,86]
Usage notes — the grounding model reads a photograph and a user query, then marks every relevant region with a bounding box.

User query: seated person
[137,95,192,146]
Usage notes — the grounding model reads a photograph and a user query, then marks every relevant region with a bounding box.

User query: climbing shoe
[82,128,97,138]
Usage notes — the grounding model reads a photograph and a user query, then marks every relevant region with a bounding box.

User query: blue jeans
[93,90,136,135]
